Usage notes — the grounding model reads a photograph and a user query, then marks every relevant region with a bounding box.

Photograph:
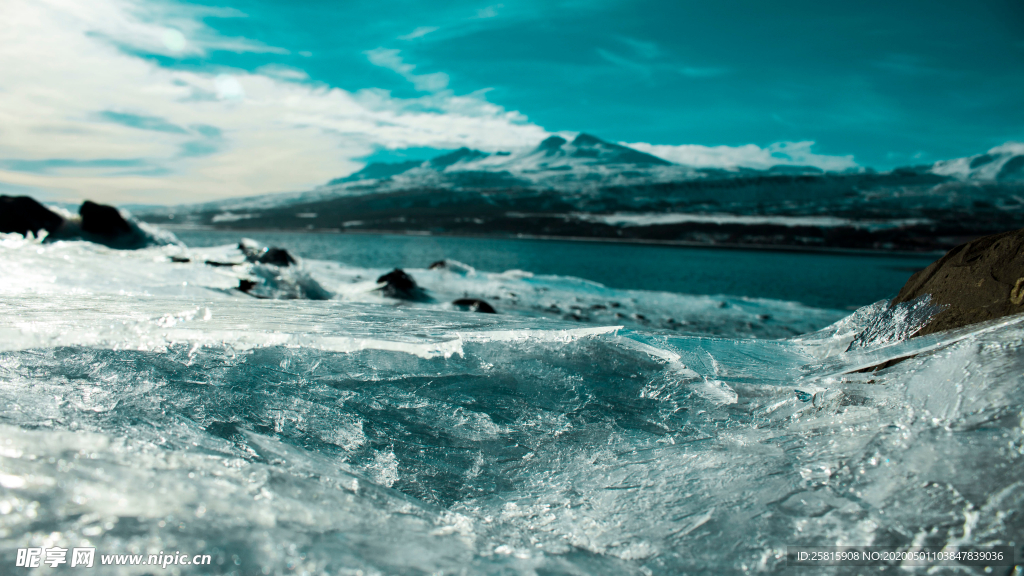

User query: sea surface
[0,228,1020,575]
[171,229,939,310]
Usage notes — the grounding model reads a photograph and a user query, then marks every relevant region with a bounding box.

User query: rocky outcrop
[80,201,134,237]
[2,196,176,248]
[69,200,166,248]
[376,269,430,301]
[0,195,64,237]
[452,298,496,313]
[239,239,297,266]
[258,247,296,267]
[892,227,1024,336]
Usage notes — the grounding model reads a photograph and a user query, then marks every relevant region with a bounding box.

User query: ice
[844,294,941,350]
[0,236,845,338]
[0,234,1022,574]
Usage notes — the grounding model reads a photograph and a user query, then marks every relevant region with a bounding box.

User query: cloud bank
[624,141,858,172]
[0,0,549,204]
[0,0,865,205]
[365,48,450,92]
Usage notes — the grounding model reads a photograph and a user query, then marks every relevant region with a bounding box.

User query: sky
[1,0,1022,205]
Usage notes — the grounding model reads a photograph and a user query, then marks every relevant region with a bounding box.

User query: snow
[931,141,1024,181]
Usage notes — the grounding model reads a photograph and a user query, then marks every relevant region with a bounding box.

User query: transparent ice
[0,233,1021,575]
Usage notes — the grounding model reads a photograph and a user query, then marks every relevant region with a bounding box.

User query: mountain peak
[538,136,567,151]
[930,141,1024,182]
[428,147,489,170]
[329,159,424,185]
[568,134,671,166]
[571,133,605,147]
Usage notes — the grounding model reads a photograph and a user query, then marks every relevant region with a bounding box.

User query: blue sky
[1,0,1022,204]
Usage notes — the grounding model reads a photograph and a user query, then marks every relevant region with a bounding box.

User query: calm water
[172,229,938,310]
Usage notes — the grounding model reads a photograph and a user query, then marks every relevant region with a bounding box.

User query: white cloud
[50,0,283,58]
[678,66,728,78]
[625,141,858,172]
[0,0,549,204]
[213,75,246,100]
[398,26,438,40]
[365,47,450,92]
[617,37,659,59]
[596,49,652,78]
[254,64,310,82]
[598,47,727,79]
[475,5,502,19]
[161,28,186,52]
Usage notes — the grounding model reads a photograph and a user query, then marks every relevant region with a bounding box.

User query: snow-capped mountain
[930,142,1024,182]
[338,133,673,185]
[327,133,698,194]
[134,135,1024,253]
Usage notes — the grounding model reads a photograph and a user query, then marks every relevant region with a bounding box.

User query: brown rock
[892,228,1024,336]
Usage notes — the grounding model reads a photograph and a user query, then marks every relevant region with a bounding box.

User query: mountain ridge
[133,134,1024,253]
[318,135,1024,195]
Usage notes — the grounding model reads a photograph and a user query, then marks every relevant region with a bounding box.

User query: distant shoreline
[160,224,947,259]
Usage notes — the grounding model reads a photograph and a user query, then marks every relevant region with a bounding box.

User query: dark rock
[258,247,296,267]
[378,268,415,291]
[3,197,159,249]
[0,195,64,237]
[169,256,191,263]
[238,279,258,293]
[376,268,430,301]
[239,240,296,267]
[80,201,132,237]
[428,260,447,270]
[205,260,240,267]
[892,227,1024,336]
[452,298,496,313]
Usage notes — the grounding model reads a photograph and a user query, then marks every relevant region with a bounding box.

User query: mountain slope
[135,136,1024,253]
[930,142,1024,182]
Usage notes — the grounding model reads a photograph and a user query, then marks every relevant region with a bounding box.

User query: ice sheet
[0,233,1021,575]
